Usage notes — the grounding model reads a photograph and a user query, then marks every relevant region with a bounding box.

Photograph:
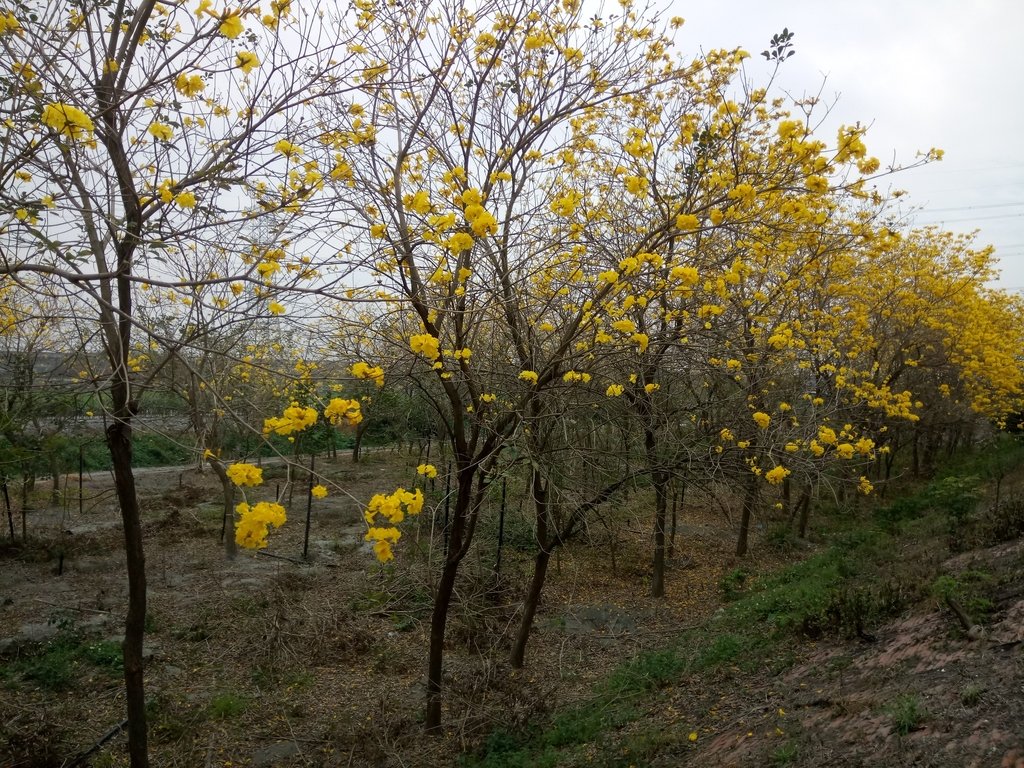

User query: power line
[915,212,1024,224]
[922,201,1023,214]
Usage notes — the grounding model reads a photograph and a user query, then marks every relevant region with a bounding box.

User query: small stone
[252,741,301,765]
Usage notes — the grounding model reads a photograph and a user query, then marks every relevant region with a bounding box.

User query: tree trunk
[736,472,758,557]
[510,548,550,668]
[3,479,13,541]
[645,427,668,598]
[352,421,368,463]
[424,463,483,733]
[209,459,236,560]
[107,417,149,767]
[797,487,812,539]
[50,451,61,506]
[668,483,680,560]
[511,469,551,667]
[425,557,459,733]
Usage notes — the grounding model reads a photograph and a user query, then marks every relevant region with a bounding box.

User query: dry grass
[0,448,777,766]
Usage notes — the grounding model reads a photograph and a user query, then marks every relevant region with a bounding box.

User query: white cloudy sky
[664,0,1024,288]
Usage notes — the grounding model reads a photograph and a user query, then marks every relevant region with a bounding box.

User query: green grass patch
[886,693,926,736]
[207,691,248,719]
[469,441,1024,766]
[1,623,123,691]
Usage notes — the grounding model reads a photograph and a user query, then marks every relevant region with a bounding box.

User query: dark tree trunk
[209,459,236,560]
[797,487,812,539]
[19,472,34,540]
[425,557,459,733]
[3,479,13,541]
[645,428,668,598]
[352,421,368,463]
[424,464,482,733]
[736,472,758,557]
[911,432,920,478]
[510,549,550,668]
[511,470,551,668]
[107,416,148,767]
[50,451,61,506]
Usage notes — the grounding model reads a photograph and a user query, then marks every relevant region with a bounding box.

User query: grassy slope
[466,437,1024,768]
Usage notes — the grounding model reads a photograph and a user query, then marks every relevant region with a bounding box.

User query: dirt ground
[2,450,1023,767]
[0,449,757,767]
[657,536,1024,768]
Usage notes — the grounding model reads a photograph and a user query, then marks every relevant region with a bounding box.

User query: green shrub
[207,692,248,719]
[887,694,926,736]
[720,568,749,601]
[604,649,682,694]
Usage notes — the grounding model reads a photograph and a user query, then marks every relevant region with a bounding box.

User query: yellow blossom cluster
[235,501,287,549]
[362,488,425,561]
[324,397,362,426]
[40,103,95,146]
[410,333,441,361]
[365,526,402,562]
[263,403,318,435]
[351,361,385,387]
[225,463,263,486]
[364,488,424,526]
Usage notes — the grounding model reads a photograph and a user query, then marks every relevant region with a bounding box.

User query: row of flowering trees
[1,0,1022,761]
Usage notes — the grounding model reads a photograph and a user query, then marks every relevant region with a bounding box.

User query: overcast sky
[666,1,1024,289]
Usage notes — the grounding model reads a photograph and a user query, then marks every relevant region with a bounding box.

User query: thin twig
[33,598,112,615]
[65,718,129,766]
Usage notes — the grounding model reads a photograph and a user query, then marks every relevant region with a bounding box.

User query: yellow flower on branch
[764,466,790,485]
[147,122,173,141]
[41,103,95,144]
[446,232,474,253]
[225,462,263,486]
[324,397,362,426]
[404,189,431,215]
[263,404,318,435]
[624,175,648,195]
[311,484,328,499]
[675,213,700,231]
[274,139,303,158]
[351,361,385,387]
[219,11,244,38]
[817,425,837,445]
[364,526,401,562]
[235,50,260,74]
[409,333,440,361]
[174,72,206,97]
[752,412,771,429]
[417,464,438,478]
[235,501,286,549]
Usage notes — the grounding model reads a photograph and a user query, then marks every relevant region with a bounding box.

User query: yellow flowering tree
[0,2,369,764]
[313,0,744,730]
